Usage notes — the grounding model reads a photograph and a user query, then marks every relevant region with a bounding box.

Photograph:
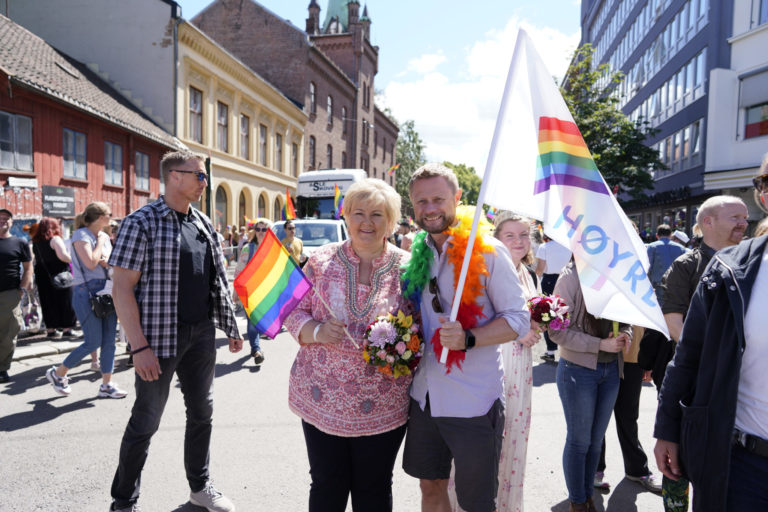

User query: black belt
[732,428,768,459]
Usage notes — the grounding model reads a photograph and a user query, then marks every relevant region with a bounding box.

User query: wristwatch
[463,329,476,352]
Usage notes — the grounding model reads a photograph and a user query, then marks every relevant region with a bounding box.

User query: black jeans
[597,362,650,477]
[111,319,216,507]
[302,420,407,512]
[541,273,559,352]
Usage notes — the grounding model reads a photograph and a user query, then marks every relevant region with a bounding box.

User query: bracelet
[313,323,322,343]
[130,344,151,355]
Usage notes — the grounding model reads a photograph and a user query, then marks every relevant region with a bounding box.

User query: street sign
[42,185,75,217]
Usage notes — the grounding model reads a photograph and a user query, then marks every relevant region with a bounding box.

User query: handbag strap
[33,243,55,279]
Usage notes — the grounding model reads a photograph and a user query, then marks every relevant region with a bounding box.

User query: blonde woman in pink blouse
[284,178,412,512]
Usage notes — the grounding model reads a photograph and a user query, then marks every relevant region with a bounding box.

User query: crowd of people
[1,150,767,512]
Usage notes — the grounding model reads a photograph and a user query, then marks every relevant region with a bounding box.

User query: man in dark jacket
[653,232,768,511]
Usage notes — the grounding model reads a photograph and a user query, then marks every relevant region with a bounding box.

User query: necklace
[337,244,397,321]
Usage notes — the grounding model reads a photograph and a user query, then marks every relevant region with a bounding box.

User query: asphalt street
[1,313,664,511]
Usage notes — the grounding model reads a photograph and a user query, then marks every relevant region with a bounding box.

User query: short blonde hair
[754,217,768,238]
[409,162,459,193]
[493,211,535,265]
[343,178,401,234]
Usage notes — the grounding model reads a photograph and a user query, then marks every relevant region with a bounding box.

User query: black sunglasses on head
[753,173,768,193]
[429,276,444,314]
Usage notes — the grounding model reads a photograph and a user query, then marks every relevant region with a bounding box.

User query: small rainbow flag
[387,163,400,175]
[334,184,343,220]
[243,215,255,227]
[233,229,312,338]
[284,188,297,220]
[534,117,609,196]
[486,207,496,220]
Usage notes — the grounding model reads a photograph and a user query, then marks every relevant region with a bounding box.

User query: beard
[416,212,455,234]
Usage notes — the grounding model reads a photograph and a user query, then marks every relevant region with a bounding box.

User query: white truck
[295,169,366,219]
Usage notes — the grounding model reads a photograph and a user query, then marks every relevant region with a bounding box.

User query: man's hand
[643,370,653,382]
[654,439,682,481]
[229,337,243,352]
[438,317,467,350]
[133,346,162,382]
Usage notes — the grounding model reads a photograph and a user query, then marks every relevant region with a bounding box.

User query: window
[189,87,202,143]
[135,151,149,191]
[341,151,347,168]
[240,114,250,160]
[362,120,368,144]
[327,95,333,127]
[0,111,32,171]
[291,143,298,177]
[374,132,378,157]
[309,82,316,114]
[238,192,246,228]
[258,194,266,217]
[217,102,228,152]
[745,102,768,139]
[273,197,281,222]
[382,139,386,163]
[259,124,267,166]
[63,128,87,178]
[309,136,316,168]
[215,186,228,230]
[326,144,333,168]
[104,141,122,186]
[341,107,347,135]
[275,133,283,172]
[761,0,768,26]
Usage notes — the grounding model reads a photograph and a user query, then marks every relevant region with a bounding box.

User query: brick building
[192,0,399,185]
[0,14,182,229]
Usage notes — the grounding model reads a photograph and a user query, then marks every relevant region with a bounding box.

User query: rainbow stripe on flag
[534,116,609,196]
[333,184,343,220]
[233,229,312,338]
[284,188,297,220]
[387,163,400,175]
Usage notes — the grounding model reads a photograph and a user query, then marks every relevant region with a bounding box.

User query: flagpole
[314,290,360,349]
[440,29,527,364]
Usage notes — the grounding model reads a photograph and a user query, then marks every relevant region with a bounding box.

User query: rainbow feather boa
[401,206,495,372]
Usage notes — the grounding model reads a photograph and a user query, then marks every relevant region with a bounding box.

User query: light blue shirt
[410,234,530,418]
[71,228,110,285]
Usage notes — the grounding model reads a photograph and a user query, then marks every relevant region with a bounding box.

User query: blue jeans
[246,320,261,352]
[111,319,216,507]
[726,443,768,511]
[64,282,117,374]
[557,358,620,504]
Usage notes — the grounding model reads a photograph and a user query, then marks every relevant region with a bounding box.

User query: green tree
[395,120,426,216]
[443,161,481,206]
[561,44,663,201]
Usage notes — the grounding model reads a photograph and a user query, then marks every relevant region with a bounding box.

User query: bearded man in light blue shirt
[402,163,537,512]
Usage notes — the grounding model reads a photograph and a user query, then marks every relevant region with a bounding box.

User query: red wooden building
[0,14,183,229]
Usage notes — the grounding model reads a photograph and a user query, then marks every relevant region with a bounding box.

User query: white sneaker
[91,361,101,371]
[98,383,127,399]
[45,366,71,396]
[189,481,235,512]
[626,473,663,493]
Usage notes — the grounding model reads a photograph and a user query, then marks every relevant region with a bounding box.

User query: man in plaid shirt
[108,151,243,512]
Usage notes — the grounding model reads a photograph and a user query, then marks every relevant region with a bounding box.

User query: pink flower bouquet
[363,310,423,378]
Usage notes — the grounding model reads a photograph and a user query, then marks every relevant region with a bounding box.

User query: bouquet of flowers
[363,310,423,378]
[527,294,570,330]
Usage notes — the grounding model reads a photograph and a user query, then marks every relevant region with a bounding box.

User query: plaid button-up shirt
[109,196,241,357]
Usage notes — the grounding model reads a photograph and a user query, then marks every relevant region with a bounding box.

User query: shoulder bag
[72,239,115,319]
[34,243,74,289]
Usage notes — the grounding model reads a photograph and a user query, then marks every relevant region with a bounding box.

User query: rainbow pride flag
[233,229,312,338]
[534,116,609,196]
[284,188,297,220]
[333,184,343,219]
[387,163,400,175]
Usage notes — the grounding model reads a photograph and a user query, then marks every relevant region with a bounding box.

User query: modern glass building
[579,0,750,235]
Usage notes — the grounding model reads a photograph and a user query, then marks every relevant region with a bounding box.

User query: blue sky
[179,0,582,170]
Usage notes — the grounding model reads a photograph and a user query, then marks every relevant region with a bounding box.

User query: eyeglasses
[170,169,208,182]
[429,276,444,314]
[753,173,768,193]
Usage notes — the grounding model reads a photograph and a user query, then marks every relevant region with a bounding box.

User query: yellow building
[178,21,306,229]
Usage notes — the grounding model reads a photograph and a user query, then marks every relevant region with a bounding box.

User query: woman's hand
[315,319,345,344]
[517,320,543,347]
[599,332,629,353]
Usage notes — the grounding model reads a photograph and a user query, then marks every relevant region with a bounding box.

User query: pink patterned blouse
[284,240,413,437]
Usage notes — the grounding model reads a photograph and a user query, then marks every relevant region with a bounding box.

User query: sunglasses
[753,173,768,194]
[254,227,268,232]
[285,227,296,231]
[429,276,444,314]
[170,169,208,182]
